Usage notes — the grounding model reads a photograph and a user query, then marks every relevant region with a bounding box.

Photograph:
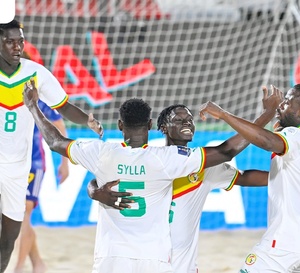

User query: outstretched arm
[52,118,69,183]
[203,85,283,168]
[23,78,73,157]
[57,102,103,138]
[235,170,269,187]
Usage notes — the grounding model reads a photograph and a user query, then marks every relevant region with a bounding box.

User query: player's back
[69,141,204,262]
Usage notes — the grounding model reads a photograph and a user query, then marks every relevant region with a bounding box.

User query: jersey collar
[121,142,148,149]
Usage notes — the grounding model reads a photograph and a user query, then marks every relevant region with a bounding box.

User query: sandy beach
[6,226,265,273]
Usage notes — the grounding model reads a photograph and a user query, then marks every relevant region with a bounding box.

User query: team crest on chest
[245,253,257,265]
[188,172,199,183]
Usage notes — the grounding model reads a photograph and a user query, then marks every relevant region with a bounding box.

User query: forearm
[87,179,98,199]
[236,170,269,186]
[29,104,71,156]
[221,111,281,152]
[221,109,276,156]
[57,102,89,126]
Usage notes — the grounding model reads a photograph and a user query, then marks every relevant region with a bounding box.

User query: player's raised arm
[57,101,104,138]
[202,85,283,168]
[23,78,73,157]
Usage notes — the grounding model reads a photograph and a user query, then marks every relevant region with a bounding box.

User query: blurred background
[13,0,300,230]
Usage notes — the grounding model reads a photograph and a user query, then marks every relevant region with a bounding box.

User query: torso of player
[69,142,205,261]
[170,163,239,272]
[170,163,239,247]
[263,127,300,253]
[0,59,67,164]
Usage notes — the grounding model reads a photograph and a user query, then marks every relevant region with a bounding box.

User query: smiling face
[164,107,195,146]
[275,87,300,129]
[0,28,25,72]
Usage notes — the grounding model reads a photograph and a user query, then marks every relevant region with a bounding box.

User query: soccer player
[0,19,101,272]
[87,87,282,272]
[14,100,69,273]
[23,78,279,273]
[23,81,204,273]
[198,84,300,272]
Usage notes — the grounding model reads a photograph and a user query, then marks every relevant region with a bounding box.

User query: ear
[148,119,153,130]
[118,120,123,131]
[160,124,168,134]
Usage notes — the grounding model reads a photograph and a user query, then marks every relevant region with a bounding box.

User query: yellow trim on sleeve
[274,132,289,156]
[225,171,240,191]
[66,140,77,165]
[51,95,69,109]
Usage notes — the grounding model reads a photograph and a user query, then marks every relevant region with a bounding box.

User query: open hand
[88,179,134,210]
[88,113,104,138]
[261,85,283,113]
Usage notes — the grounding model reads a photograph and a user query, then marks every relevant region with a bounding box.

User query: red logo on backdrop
[292,55,300,86]
[24,32,155,106]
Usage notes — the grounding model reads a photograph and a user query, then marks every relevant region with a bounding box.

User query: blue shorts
[27,167,45,205]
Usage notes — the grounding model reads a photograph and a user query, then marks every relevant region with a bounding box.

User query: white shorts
[92,257,173,273]
[239,243,300,273]
[0,162,30,221]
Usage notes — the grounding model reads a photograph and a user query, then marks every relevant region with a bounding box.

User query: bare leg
[14,200,46,273]
[29,237,46,273]
[0,214,22,273]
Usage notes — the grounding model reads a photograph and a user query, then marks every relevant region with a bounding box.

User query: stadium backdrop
[14,1,300,230]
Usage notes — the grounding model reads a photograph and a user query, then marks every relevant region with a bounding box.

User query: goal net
[14,0,300,228]
[15,0,300,130]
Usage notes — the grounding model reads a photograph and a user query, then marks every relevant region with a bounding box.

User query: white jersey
[68,141,205,263]
[170,162,239,273]
[0,58,68,166]
[260,126,300,253]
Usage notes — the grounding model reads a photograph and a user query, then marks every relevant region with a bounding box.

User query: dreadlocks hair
[119,98,152,128]
[157,104,191,133]
[0,19,23,36]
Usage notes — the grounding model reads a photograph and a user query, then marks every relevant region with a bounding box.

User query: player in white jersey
[23,80,277,273]
[24,84,227,272]
[87,86,281,273]
[0,19,102,272]
[199,84,300,272]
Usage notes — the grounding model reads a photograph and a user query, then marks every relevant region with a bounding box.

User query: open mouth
[12,53,21,59]
[180,128,193,135]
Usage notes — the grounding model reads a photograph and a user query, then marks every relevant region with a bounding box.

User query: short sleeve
[275,127,300,160]
[36,64,68,109]
[68,139,103,173]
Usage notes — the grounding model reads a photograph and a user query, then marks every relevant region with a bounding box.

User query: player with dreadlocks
[87,86,282,272]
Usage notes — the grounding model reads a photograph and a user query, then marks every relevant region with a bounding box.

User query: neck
[166,138,188,147]
[0,58,19,76]
[123,129,148,148]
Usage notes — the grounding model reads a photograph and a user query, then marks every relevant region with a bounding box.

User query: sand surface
[6,226,265,273]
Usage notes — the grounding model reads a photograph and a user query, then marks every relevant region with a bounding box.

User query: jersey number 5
[119,181,146,217]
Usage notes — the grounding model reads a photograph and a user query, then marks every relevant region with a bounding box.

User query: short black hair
[119,98,151,128]
[157,104,191,131]
[0,19,23,36]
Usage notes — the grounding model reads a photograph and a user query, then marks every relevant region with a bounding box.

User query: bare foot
[33,261,47,273]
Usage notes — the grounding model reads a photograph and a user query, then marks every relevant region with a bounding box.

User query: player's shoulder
[279,126,300,136]
[147,145,199,156]
[20,58,49,73]
[276,126,300,147]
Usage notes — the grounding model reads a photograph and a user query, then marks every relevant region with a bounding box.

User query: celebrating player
[87,86,282,272]
[0,19,101,272]
[198,84,300,272]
